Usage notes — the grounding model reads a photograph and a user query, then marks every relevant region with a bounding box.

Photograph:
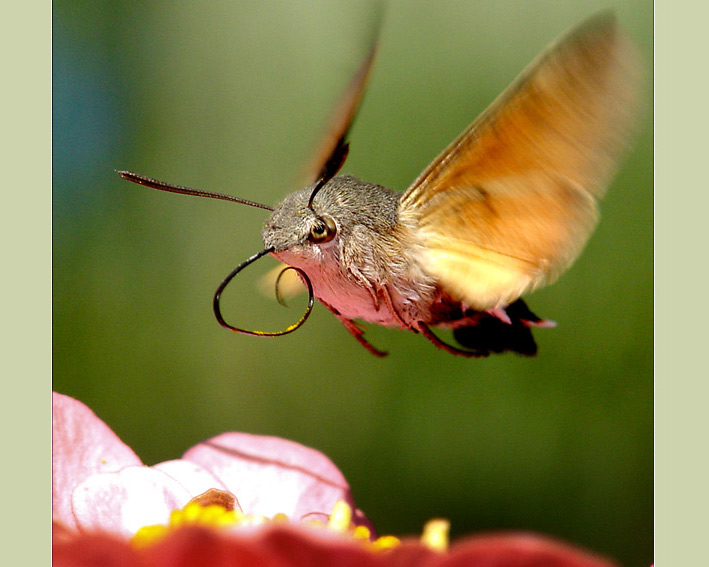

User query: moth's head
[261,179,348,265]
[263,175,398,267]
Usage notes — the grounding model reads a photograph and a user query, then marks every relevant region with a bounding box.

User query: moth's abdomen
[425,297,553,357]
[451,299,544,356]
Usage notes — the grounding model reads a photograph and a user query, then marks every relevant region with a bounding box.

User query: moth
[120,12,638,358]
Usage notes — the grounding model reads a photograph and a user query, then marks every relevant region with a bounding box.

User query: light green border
[655,1,704,566]
[4,2,51,565]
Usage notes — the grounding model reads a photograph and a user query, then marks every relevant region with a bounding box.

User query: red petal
[384,541,439,567]
[53,525,621,567]
[52,530,145,567]
[144,525,280,567]
[255,525,382,567]
[439,533,618,567]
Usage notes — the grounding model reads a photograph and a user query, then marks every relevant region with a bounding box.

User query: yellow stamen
[131,524,169,549]
[130,495,447,556]
[352,525,371,540]
[132,500,240,548]
[327,500,353,533]
[372,535,401,550]
[421,518,450,552]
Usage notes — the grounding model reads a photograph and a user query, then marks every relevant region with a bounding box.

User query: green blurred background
[53,1,652,565]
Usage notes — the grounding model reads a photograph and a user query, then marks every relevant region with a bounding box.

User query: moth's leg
[339,318,389,358]
[503,298,556,328]
[415,321,489,358]
[322,302,388,358]
[521,318,557,329]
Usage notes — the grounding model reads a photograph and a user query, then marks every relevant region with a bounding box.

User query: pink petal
[182,432,356,521]
[153,459,228,495]
[72,466,192,537]
[52,392,142,530]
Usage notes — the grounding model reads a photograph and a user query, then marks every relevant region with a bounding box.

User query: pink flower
[52,392,619,566]
[52,392,366,537]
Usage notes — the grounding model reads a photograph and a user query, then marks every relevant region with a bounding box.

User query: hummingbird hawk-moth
[119,12,639,358]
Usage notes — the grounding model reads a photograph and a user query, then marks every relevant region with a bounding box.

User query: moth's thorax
[264,175,440,327]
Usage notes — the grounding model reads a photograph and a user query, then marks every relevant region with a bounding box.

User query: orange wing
[399,12,640,310]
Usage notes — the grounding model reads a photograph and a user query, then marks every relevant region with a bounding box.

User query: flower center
[131,490,448,553]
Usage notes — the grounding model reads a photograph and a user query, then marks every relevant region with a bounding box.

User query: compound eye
[309,215,337,244]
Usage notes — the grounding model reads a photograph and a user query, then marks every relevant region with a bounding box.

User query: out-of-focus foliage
[53,2,652,566]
